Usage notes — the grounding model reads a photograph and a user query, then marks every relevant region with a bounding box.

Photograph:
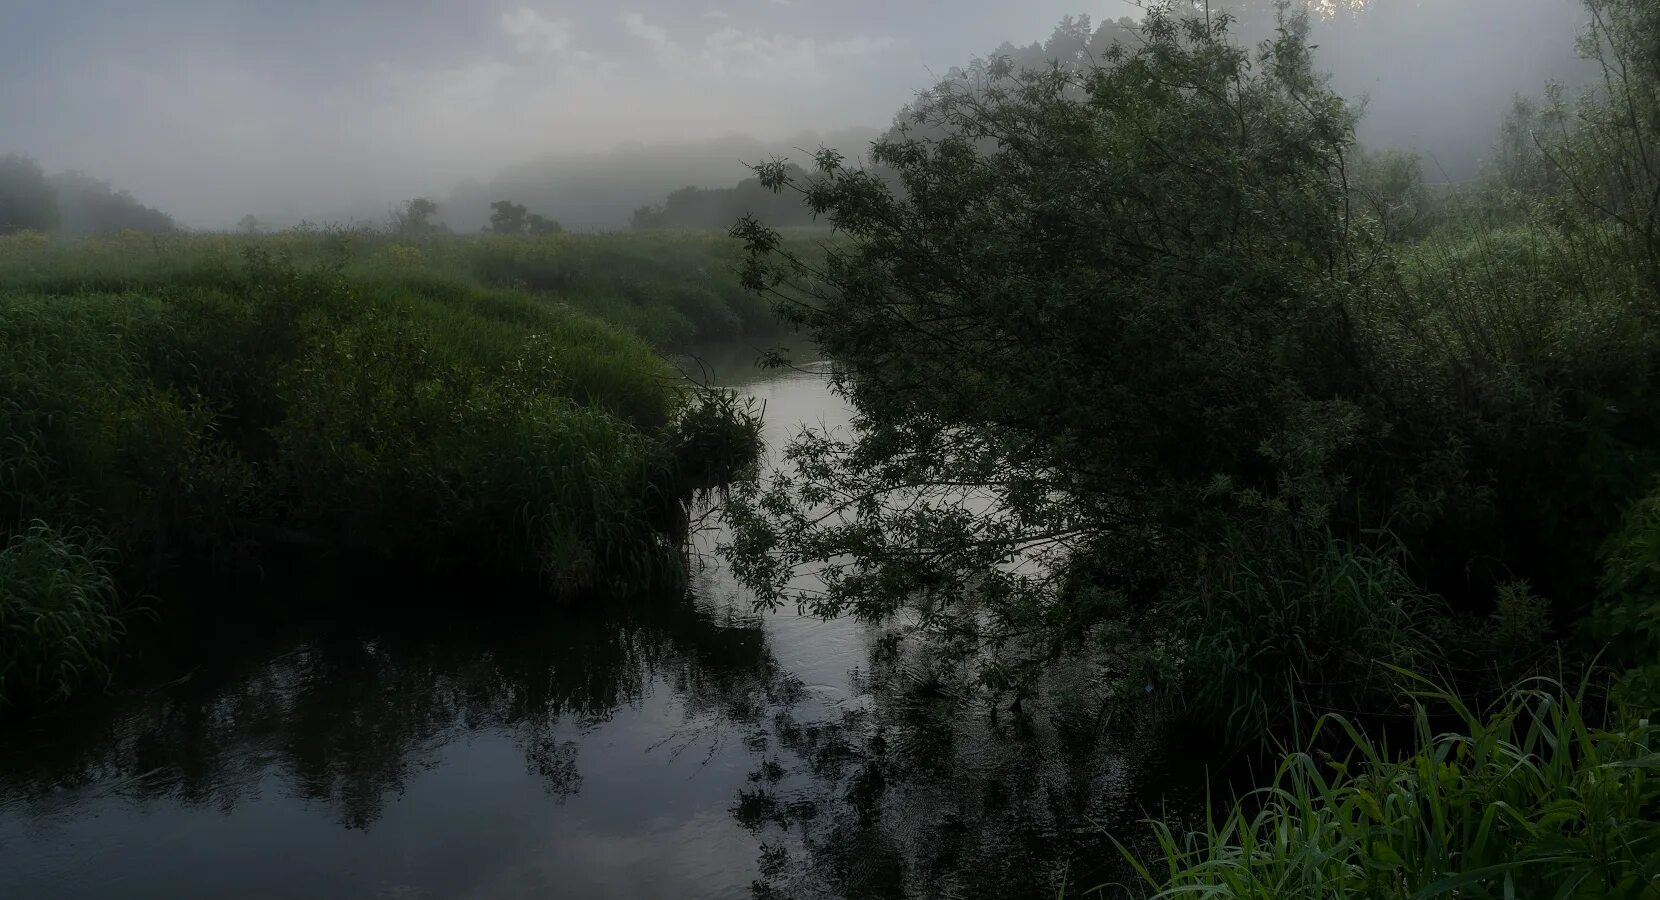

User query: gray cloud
[5,0,1130,227]
[0,1,1596,228]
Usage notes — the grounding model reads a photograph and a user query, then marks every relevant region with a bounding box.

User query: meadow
[0,228,772,710]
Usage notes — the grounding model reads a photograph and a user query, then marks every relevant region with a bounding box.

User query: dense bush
[662,387,766,497]
[0,234,770,707]
[2,245,685,575]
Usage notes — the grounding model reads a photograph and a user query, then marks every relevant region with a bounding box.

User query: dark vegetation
[4,0,1657,893]
[486,199,564,235]
[222,197,789,343]
[0,154,176,236]
[722,0,1660,891]
[0,230,767,712]
[630,164,824,230]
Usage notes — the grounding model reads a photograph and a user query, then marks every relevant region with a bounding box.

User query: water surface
[0,347,1205,899]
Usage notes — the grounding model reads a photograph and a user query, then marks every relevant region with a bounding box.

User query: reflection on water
[0,345,1208,899]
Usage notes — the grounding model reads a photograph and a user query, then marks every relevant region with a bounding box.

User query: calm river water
[0,347,1207,899]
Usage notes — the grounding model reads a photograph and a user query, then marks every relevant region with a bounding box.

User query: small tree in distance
[486,200,561,235]
[487,200,528,234]
[393,197,441,236]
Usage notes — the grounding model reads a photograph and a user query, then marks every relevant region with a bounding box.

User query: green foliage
[0,244,685,577]
[663,387,765,497]
[721,0,1660,749]
[1480,0,1659,281]
[1349,148,1435,242]
[0,522,122,710]
[724,4,1396,706]
[1596,482,1660,702]
[1365,218,1660,602]
[1176,538,1441,744]
[0,231,770,707]
[1114,677,1660,899]
[458,231,779,344]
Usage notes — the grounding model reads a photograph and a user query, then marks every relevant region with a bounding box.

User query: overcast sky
[1,0,1141,226]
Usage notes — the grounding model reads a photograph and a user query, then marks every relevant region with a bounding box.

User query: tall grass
[1176,538,1442,744]
[0,228,797,347]
[0,232,769,708]
[0,522,122,710]
[1114,675,1660,898]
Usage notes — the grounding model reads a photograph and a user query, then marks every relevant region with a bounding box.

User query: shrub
[0,230,783,709]
[663,387,765,497]
[0,243,710,598]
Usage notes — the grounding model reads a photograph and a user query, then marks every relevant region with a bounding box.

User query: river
[0,347,1206,899]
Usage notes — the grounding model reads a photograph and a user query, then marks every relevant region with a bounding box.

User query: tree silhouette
[0,154,59,234]
[393,197,440,235]
[487,200,529,235]
[526,213,562,235]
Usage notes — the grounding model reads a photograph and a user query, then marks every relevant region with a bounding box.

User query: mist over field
[1,0,1598,229]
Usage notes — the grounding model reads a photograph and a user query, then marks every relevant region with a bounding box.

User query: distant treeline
[447,130,879,231]
[0,154,176,235]
[630,164,823,230]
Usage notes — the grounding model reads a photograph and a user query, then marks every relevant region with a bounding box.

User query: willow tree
[722,5,1383,692]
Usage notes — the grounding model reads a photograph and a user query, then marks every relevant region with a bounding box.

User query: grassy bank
[0,228,807,347]
[1116,675,1658,899]
[0,231,766,711]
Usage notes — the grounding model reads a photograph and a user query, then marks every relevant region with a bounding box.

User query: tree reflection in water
[0,345,1216,898]
[0,588,795,832]
[735,624,1216,900]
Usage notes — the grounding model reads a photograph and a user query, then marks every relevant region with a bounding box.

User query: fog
[1,0,1599,230]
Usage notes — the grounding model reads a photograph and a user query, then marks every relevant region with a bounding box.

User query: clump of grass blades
[1113,673,1660,899]
[0,242,714,608]
[0,521,123,710]
[664,386,765,496]
[1177,537,1443,746]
